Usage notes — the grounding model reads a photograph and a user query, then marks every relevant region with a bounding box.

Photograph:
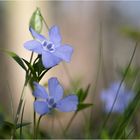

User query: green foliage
[16,122,31,129]
[32,57,51,82]
[118,66,139,83]
[77,85,90,102]
[22,58,38,81]
[121,26,140,41]
[22,57,51,86]
[101,129,110,139]
[0,121,13,138]
[3,50,27,71]
[112,89,140,139]
[77,103,93,111]
[76,85,93,111]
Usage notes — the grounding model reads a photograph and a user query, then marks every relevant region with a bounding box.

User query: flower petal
[54,45,73,62]
[24,40,43,54]
[56,95,78,112]
[48,77,63,102]
[33,82,48,99]
[49,25,61,46]
[34,101,50,115]
[29,27,46,42]
[42,51,61,68]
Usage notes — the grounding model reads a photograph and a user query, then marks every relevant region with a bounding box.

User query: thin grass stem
[20,101,26,139]
[63,112,77,136]
[101,42,138,133]
[36,115,42,139]
[11,52,34,139]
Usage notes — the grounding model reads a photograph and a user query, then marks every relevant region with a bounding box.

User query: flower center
[42,40,55,52]
[48,98,56,108]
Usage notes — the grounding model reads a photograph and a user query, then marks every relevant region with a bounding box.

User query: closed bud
[29,8,43,33]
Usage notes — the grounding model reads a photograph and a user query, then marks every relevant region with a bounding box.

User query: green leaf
[16,122,31,129]
[112,89,140,138]
[1,121,15,128]
[101,129,110,139]
[121,26,140,41]
[0,121,31,129]
[118,67,139,81]
[77,103,93,111]
[33,58,46,76]
[38,69,49,82]
[3,50,27,71]
[0,121,15,137]
[22,58,38,81]
[77,85,90,102]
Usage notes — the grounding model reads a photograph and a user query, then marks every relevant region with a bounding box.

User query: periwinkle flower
[101,81,134,113]
[33,77,78,115]
[24,26,73,68]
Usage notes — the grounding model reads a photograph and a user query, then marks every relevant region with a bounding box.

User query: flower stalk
[101,42,138,132]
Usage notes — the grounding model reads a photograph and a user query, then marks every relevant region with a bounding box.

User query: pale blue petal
[101,81,135,114]
[24,40,43,54]
[109,81,125,93]
[42,51,61,68]
[34,101,50,115]
[48,77,63,102]
[33,82,48,99]
[49,25,61,46]
[56,95,78,112]
[29,27,46,42]
[54,45,73,62]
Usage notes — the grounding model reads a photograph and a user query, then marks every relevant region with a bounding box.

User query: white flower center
[42,40,55,52]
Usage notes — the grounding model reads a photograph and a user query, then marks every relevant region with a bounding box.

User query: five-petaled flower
[33,77,78,115]
[24,26,73,68]
[101,81,134,114]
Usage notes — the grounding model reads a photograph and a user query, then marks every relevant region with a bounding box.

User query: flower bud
[29,8,43,33]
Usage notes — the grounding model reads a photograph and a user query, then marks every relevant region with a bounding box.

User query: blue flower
[24,26,73,68]
[101,81,134,113]
[33,77,78,115]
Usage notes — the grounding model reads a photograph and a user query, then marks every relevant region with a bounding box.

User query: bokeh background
[0,1,140,138]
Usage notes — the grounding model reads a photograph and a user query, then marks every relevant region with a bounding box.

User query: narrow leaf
[22,58,38,80]
[77,103,93,111]
[16,122,31,129]
[2,50,27,71]
[112,89,140,138]
[77,84,90,102]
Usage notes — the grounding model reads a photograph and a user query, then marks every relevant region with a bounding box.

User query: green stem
[20,101,26,139]
[11,52,34,139]
[126,127,135,138]
[40,14,49,31]
[25,52,34,85]
[101,42,138,133]
[51,115,55,136]
[63,112,77,136]
[33,98,36,139]
[36,115,42,139]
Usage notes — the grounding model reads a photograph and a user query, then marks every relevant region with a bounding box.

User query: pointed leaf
[22,58,38,80]
[2,50,27,71]
[77,103,93,111]
[38,69,50,82]
[1,121,15,128]
[16,122,31,129]
[77,85,90,102]
[33,58,46,76]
